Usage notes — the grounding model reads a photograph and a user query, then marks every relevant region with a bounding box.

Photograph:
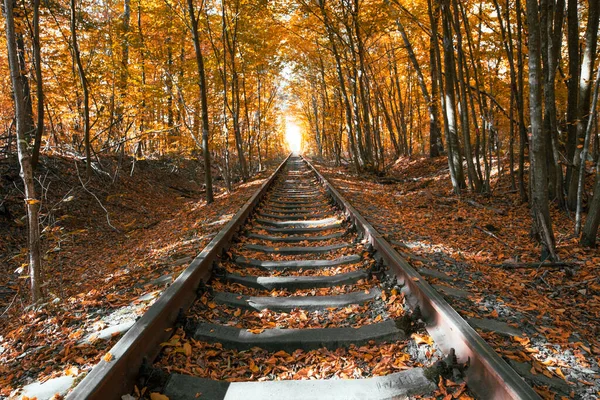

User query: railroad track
[68,155,541,400]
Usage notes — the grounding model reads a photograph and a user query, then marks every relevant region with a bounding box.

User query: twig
[463,199,506,216]
[75,162,119,232]
[560,277,600,290]
[473,224,513,250]
[0,291,19,318]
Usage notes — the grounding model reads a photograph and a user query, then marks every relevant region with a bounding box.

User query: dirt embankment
[0,154,280,396]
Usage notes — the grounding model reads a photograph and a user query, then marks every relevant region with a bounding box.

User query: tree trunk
[70,0,92,179]
[576,72,600,236]
[395,15,440,158]
[4,0,43,302]
[516,0,528,202]
[526,0,557,260]
[187,0,214,203]
[441,0,465,193]
[565,0,579,184]
[567,0,599,209]
[318,0,360,171]
[30,0,44,170]
[451,0,481,192]
[15,33,35,142]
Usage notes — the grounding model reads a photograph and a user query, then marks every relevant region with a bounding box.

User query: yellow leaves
[512,336,530,346]
[554,367,567,380]
[160,336,180,347]
[74,356,86,364]
[247,328,265,334]
[25,198,40,205]
[64,366,79,376]
[248,359,260,373]
[541,358,556,366]
[205,350,220,357]
[183,342,192,357]
[103,353,113,362]
[150,393,170,400]
[411,333,434,346]
[207,302,217,309]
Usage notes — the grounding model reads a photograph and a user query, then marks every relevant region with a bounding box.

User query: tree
[70,0,92,179]
[187,0,214,203]
[3,0,43,302]
[526,0,556,259]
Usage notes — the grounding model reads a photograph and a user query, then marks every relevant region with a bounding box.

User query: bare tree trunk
[187,0,214,203]
[136,0,146,157]
[565,0,579,184]
[394,15,440,158]
[451,0,481,192]
[567,0,599,209]
[526,0,557,260]
[30,0,44,170]
[516,0,528,202]
[318,0,360,171]
[441,0,465,193]
[70,0,92,179]
[117,0,131,138]
[4,0,43,302]
[15,33,35,142]
[540,0,565,206]
[576,73,600,236]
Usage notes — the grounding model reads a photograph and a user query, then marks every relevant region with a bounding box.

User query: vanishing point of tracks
[68,156,541,400]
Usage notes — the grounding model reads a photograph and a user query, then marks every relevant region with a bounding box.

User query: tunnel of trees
[1,0,600,302]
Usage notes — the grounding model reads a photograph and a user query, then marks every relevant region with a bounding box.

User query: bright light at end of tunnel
[285,121,302,154]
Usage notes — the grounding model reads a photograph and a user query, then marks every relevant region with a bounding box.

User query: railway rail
[67,155,541,400]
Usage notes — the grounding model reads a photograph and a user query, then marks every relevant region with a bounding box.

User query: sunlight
[285,120,303,154]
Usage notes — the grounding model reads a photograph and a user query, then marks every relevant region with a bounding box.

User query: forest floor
[315,156,600,399]
[0,154,278,398]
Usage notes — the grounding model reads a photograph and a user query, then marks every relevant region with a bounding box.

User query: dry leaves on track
[156,329,422,382]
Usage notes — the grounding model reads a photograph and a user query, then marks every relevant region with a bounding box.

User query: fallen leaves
[317,160,600,399]
[0,163,273,395]
[190,292,403,331]
[411,333,434,346]
[150,393,170,400]
[155,330,423,382]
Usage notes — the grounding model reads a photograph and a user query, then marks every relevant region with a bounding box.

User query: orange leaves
[411,333,434,346]
[102,353,113,362]
[436,376,472,399]
[156,331,416,382]
[150,393,170,400]
[248,359,260,374]
[64,366,79,376]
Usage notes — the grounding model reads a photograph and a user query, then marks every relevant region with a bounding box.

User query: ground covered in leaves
[0,154,280,397]
[315,156,600,399]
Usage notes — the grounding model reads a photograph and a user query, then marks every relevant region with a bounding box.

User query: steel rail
[304,157,541,400]
[66,154,291,400]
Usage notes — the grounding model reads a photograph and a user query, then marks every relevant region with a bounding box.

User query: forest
[1,0,600,398]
